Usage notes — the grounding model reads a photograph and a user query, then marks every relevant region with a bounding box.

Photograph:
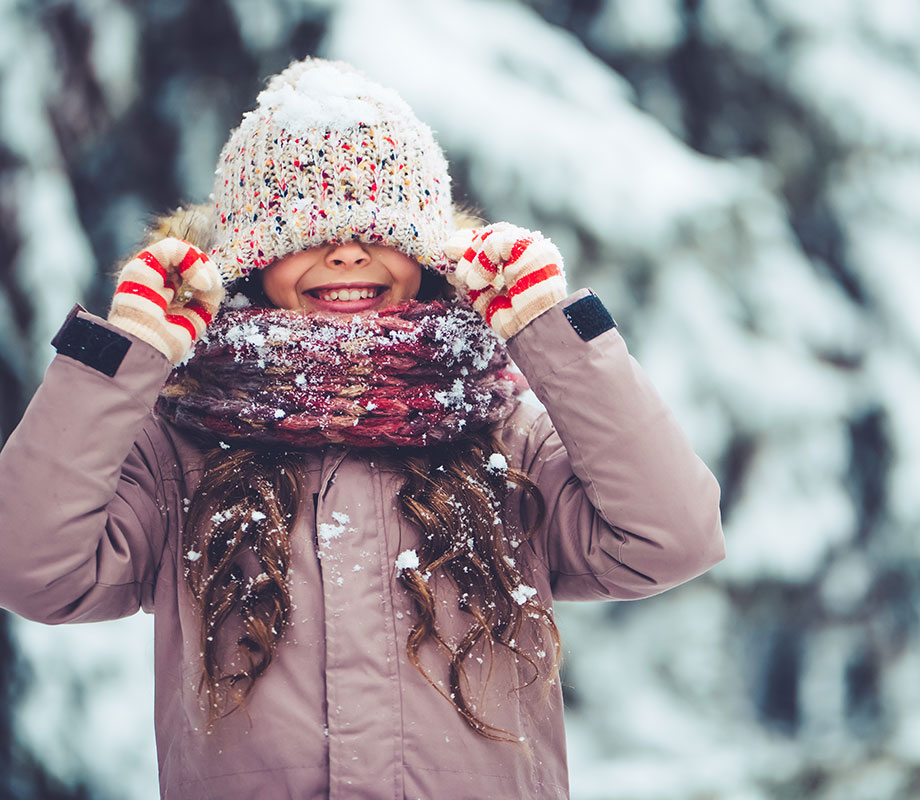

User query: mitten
[108,237,224,363]
[444,222,567,340]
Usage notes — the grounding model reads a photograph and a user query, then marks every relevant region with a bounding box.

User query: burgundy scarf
[156,300,523,448]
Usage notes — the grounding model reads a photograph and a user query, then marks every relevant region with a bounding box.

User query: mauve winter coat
[0,288,724,799]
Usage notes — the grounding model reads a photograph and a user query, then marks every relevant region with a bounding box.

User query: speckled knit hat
[209,58,454,281]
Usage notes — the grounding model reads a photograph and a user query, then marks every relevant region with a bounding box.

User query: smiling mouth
[307,286,385,303]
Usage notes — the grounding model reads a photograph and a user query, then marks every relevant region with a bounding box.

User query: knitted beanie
[209,58,454,281]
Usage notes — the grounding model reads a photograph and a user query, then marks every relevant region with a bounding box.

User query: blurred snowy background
[1,0,918,798]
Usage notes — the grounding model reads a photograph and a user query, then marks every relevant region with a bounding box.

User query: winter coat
[0,289,724,799]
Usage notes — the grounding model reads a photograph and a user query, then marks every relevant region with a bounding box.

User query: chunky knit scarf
[156,300,523,448]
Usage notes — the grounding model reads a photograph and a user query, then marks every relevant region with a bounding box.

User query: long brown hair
[394,431,560,740]
[182,432,561,737]
[183,446,301,722]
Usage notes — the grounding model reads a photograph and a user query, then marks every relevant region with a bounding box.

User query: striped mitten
[108,238,224,363]
[445,223,567,340]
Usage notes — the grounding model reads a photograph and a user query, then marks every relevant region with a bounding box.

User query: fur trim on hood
[144,204,215,251]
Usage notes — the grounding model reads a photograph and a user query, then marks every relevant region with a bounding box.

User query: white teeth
[317,288,378,302]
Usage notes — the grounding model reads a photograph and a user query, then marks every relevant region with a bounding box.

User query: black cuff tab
[563,293,616,341]
[52,311,131,378]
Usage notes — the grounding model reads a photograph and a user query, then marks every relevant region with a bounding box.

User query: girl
[0,58,724,799]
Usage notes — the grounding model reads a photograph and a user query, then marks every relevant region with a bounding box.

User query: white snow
[395,549,420,574]
[318,521,345,543]
[589,0,684,54]
[224,292,252,308]
[434,378,471,411]
[12,615,157,800]
[257,59,414,132]
[485,452,508,475]
[510,584,537,605]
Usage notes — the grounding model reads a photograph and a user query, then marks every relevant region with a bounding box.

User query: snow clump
[486,453,508,475]
[511,584,537,605]
[395,549,420,574]
[318,521,345,543]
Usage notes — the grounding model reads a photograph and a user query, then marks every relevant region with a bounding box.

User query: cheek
[261,264,300,308]
[261,277,283,307]
[395,262,423,299]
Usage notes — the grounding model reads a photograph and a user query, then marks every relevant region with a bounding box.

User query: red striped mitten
[444,223,567,340]
[108,238,224,363]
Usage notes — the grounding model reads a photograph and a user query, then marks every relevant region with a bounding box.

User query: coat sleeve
[0,307,175,623]
[505,289,725,602]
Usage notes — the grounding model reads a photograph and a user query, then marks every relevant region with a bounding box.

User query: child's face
[261,242,423,314]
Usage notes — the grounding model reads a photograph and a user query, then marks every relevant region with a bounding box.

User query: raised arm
[508,290,724,601]
[0,239,222,622]
[445,223,724,602]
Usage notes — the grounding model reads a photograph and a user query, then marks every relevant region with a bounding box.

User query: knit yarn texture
[156,301,522,449]
[209,58,454,281]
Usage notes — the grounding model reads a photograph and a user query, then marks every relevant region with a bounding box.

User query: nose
[325,242,370,269]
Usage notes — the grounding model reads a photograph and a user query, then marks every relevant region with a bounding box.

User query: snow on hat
[209,57,454,281]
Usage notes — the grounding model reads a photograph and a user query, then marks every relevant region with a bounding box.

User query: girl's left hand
[444,222,567,339]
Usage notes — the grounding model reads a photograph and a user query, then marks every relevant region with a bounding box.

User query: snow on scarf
[156,300,523,448]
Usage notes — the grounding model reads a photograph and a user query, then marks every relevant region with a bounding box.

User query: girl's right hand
[108,238,224,363]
